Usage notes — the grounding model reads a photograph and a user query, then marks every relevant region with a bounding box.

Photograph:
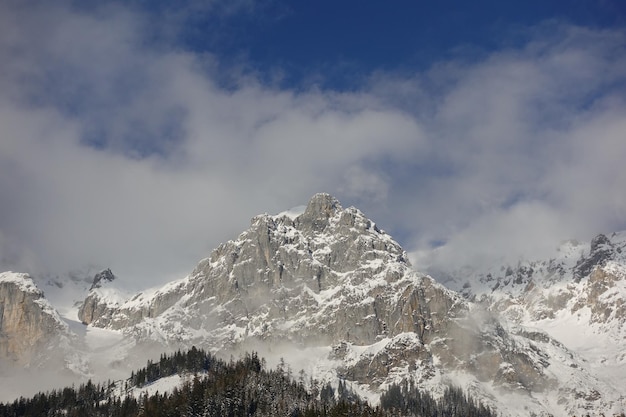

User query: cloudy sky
[1,0,625,287]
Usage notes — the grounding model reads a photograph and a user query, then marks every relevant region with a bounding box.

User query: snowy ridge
[0,271,68,330]
[0,271,44,295]
[429,232,626,416]
[67,195,623,416]
[276,204,307,220]
[2,196,625,416]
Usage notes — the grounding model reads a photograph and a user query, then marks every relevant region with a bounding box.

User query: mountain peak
[0,271,41,295]
[298,193,342,232]
[5,200,626,416]
[0,271,69,366]
[574,233,617,281]
[89,268,116,291]
[305,193,341,213]
[590,233,612,252]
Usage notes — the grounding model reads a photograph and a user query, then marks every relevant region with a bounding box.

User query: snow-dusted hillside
[0,272,71,363]
[1,195,625,416]
[427,232,626,416]
[68,195,626,416]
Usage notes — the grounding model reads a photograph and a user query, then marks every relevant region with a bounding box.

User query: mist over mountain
[1,194,625,416]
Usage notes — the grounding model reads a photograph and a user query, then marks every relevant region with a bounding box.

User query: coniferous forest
[0,347,496,417]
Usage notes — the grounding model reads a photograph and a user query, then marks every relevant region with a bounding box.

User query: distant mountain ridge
[435,231,626,339]
[0,194,625,416]
[428,231,626,415]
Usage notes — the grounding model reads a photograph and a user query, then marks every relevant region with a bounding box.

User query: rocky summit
[431,231,626,415]
[1,194,625,416]
[0,272,71,366]
[79,194,463,347]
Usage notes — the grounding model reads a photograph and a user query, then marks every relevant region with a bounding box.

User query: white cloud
[0,1,424,285]
[399,25,626,269]
[340,165,390,204]
[0,2,624,286]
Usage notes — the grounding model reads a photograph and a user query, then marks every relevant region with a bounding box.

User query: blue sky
[0,0,625,285]
[146,1,625,88]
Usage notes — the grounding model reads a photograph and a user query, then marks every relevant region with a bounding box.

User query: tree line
[0,347,496,417]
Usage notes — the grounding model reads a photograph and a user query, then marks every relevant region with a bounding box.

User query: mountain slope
[80,194,463,348]
[70,193,624,416]
[0,347,497,417]
[1,194,624,415]
[0,272,72,366]
[428,232,626,415]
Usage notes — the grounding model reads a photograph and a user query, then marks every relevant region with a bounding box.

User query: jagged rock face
[433,232,626,415]
[89,268,115,290]
[573,233,615,281]
[0,272,68,365]
[572,262,626,328]
[79,194,464,349]
[442,232,626,330]
[79,290,115,326]
[78,269,129,327]
[77,194,590,416]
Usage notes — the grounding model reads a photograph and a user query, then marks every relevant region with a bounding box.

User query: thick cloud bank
[1,2,625,285]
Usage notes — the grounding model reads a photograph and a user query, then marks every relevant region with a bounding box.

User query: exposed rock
[78,290,114,326]
[76,193,577,412]
[78,269,132,327]
[89,268,116,291]
[0,272,68,366]
[78,193,427,340]
[430,231,626,416]
[574,233,614,281]
[4,195,626,417]
[572,262,626,328]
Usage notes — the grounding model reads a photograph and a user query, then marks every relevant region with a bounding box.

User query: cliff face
[78,194,465,349]
[440,232,626,337]
[2,195,624,415]
[78,268,125,326]
[432,232,626,416]
[74,194,610,417]
[0,272,68,366]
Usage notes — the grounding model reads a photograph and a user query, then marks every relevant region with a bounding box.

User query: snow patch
[276,205,307,220]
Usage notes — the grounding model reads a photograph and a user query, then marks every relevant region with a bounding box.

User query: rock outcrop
[0,272,68,366]
[78,268,129,326]
[89,268,116,291]
[74,194,606,416]
[573,233,616,282]
[440,232,626,332]
[78,194,465,347]
[2,195,625,416]
[433,232,626,416]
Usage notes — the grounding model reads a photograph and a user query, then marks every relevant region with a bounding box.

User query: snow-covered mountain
[1,194,625,416]
[427,232,626,415]
[433,233,626,331]
[0,272,72,366]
